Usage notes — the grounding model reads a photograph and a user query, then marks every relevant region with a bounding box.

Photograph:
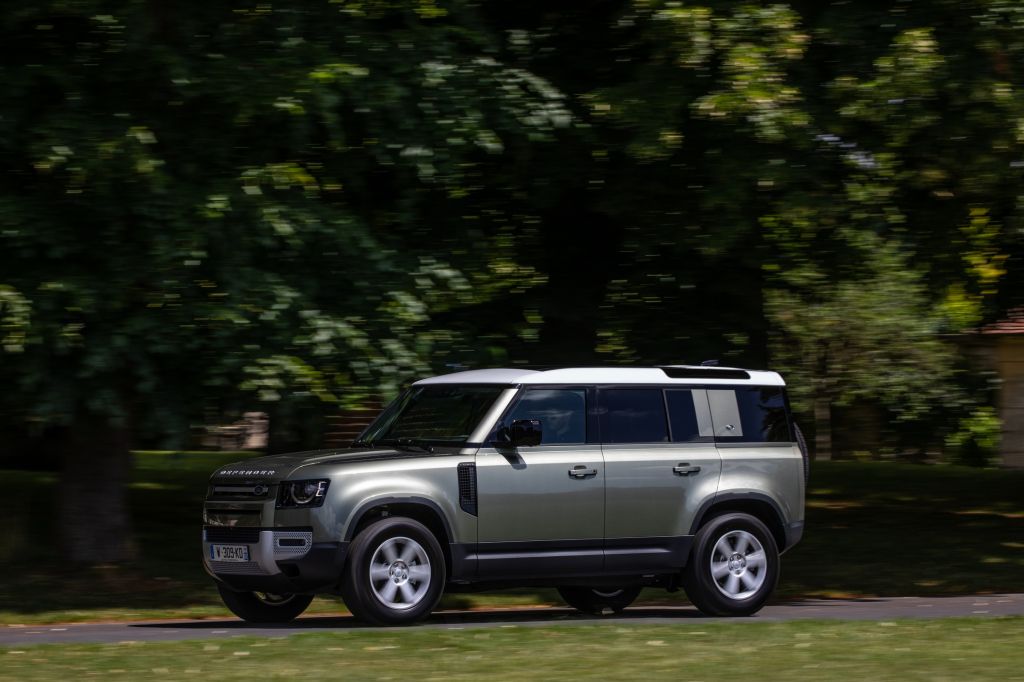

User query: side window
[600,389,669,444]
[737,387,791,442]
[505,388,586,445]
[708,387,792,442]
[665,389,714,442]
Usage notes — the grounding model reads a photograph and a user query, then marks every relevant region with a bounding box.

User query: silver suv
[202,366,807,624]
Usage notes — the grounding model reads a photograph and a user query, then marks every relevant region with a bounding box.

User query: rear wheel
[216,584,314,623]
[341,517,446,626]
[682,512,779,617]
[557,585,642,615]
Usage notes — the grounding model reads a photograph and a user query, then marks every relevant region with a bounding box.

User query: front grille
[204,508,263,528]
[210,560,268,575]
[207,482,275,500]
[204,526,261,544]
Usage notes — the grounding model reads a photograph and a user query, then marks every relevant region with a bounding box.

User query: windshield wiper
[374,438,434,453]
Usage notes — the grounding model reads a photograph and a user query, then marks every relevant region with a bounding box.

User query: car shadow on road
[130,606,713,631]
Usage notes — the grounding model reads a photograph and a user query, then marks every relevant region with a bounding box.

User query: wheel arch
[689,492,788,552]
[345,496,455,577]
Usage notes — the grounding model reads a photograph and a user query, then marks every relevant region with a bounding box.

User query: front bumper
[203,526,349,594]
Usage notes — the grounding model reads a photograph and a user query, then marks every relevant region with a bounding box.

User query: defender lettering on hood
[218,469,277,477]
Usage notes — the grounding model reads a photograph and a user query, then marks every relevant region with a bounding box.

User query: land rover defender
[202,365,807,624]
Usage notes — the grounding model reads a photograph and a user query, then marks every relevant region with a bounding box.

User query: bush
[946,406,1001,467]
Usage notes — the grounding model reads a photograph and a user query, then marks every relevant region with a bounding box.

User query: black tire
[341,517,446,626]
[557,585,642,615]
[216,584,314,623]
[794,422,809,483]
[682,512,779,617]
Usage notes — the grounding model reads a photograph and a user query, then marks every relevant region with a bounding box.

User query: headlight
[278,479,330,508]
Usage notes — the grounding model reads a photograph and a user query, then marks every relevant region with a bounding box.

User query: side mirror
[509,419,542,447]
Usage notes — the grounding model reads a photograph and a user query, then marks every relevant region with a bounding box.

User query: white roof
[414,366,785,387]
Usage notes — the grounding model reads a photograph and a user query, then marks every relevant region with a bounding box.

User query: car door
[601,387,722,572]
[475,387,604,579]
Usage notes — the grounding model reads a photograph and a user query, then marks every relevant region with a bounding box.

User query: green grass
[2,618,1023,681]
[781,461,1024,599]
[0,454,1021,624]
[0,452,559,624]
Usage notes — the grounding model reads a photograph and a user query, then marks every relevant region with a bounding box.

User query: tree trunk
[59,421,136,563]
[813,392,833,461]
[813,342,833,461]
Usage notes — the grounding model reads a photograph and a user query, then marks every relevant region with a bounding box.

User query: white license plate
[210,544,250,562]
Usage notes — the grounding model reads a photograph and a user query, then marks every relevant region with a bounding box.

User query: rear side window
[709,387,791,442]
[600,389,669,443]
[506,388,586,444]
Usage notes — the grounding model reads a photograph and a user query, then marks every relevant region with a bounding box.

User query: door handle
[673,463,701,476]
[568,465,598,478]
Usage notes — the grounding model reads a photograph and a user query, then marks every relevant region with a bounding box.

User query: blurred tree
[483,1,1022,456]
[476,1,814,366]
[764,231,957,459]
[0,1,563,562]
[759,9,1023,456]
[4,0,1024,567]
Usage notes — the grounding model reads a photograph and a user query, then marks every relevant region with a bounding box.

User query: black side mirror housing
[509,419,542,447]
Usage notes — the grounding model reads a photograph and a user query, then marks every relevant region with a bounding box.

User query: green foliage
[694,3,810,142]
[1,0,1022,462]
[6,619,1024,680]
[3,457,1021,622]
[0,286,31,353]
[0,1,559,443]
[765,232,957,421]
[946,405,1002,466]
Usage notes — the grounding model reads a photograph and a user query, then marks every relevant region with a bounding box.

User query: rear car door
[708,386,804,538]
[601,387,722,571]
[475,387,604,578]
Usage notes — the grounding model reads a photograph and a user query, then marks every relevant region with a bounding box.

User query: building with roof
[975,308,1024,468]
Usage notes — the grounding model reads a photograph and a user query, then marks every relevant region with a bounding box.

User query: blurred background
[1,1,1023,619]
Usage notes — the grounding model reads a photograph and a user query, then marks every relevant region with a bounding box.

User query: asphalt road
[3,594,1021,647]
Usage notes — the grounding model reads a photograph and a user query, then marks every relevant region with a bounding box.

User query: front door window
[505,388,586,444]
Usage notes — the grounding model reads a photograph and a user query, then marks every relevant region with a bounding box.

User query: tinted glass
[361,385,504,444]
[711,387,791,442]
[737,387,791,442]
[666,390,712,442]
[600,389,669,443]
[506,389,586,444]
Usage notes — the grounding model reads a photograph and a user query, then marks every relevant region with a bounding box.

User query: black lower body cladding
[212,541,349,594]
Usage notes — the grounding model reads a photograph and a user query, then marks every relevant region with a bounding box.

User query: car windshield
[358,385,505,446]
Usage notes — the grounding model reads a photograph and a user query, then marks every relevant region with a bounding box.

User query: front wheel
[341,517,446,625]
[682,513,779,617]
[557,586,642,615]
[216,584,314,623]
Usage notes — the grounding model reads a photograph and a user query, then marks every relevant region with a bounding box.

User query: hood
[209,447,435,482]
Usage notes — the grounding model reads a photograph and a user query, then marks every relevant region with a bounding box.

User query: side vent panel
[457,462,478,516]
